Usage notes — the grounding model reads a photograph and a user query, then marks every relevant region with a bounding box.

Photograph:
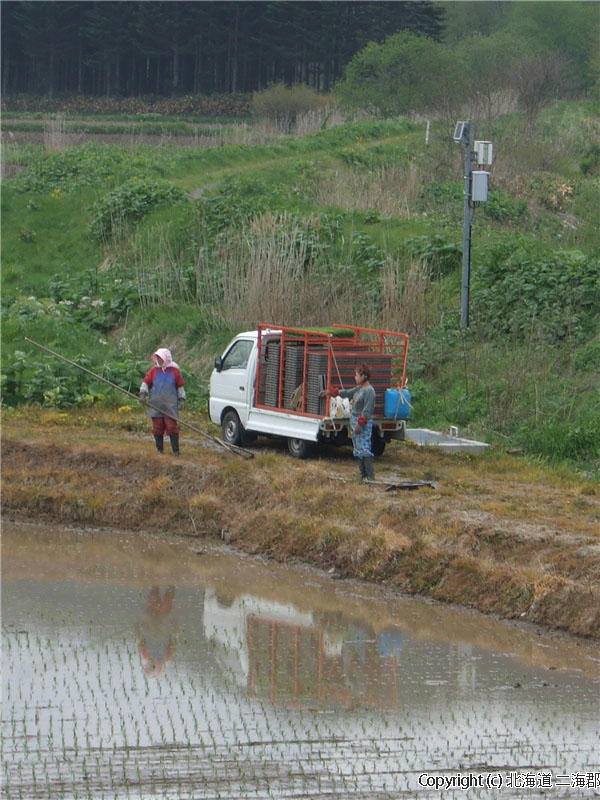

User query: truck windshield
[221,340,253,370]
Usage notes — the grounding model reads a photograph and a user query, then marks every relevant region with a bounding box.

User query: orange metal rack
[255,323,408,419]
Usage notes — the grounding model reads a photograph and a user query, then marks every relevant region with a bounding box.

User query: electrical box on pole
[472,171,490,202]
[474,141,493,166]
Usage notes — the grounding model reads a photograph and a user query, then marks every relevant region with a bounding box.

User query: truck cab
[210,331,257,435]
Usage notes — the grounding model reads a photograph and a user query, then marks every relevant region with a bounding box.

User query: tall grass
[133,225,195,306]
[0,135,19,181]
[130,208,445,342]
[133,212,358,329]
[313,162,422,217]
[294,105,344,136]
[381,259,441,335]
[43,114,81,152]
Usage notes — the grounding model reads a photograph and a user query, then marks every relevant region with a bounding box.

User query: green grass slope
[2,104,599,472]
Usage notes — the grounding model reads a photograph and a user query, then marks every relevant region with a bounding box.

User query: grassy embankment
[1,104,599,637]
[2,406,599,639]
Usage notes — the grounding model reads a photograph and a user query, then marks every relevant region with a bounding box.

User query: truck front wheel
[222,410,245,447]
[287,437,314,459]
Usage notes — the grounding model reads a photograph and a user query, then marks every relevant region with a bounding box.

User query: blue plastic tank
[384,387,411,419]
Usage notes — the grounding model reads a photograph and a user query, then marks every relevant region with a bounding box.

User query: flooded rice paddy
[2,522,599,799]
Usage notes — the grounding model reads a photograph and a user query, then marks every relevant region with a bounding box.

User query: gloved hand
[354,415,368,435]
[139,392,148,404]
[319,386,339,398]
[178,398,185,411]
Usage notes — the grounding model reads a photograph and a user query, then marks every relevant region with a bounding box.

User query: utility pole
[453,121,492,328]
[458,120,474,328]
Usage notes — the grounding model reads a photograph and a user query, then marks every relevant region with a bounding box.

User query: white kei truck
[209,323,411,459]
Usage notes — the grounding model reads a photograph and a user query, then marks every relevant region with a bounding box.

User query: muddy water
[2,522,599,799]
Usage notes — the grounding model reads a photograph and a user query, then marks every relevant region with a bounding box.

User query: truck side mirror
[214,356,223,373]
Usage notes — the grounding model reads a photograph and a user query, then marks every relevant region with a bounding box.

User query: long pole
[461,120,474,328]
[24,338,254,460]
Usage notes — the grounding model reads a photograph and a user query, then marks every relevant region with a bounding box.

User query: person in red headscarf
[139,347,185,455]
[135,586,178,677]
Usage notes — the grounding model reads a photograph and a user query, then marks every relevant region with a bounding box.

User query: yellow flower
[118,405,132,414]
[51,188,62,199]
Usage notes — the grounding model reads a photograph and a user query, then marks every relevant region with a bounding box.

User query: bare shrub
[251,83,333,134]
[515,53,566,135]
[462,89,519,129]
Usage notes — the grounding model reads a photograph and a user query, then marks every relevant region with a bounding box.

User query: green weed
[89,178,185,241]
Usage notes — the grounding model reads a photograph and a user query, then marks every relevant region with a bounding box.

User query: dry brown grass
[313,162,422,218]
[193,211,358,328]
[380,258,443,336]
[132,207,444,335]
[0,133,22,182]
[294,106,344,136]
[43,114,82,152]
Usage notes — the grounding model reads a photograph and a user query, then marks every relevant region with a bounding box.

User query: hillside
[2,103,599,470]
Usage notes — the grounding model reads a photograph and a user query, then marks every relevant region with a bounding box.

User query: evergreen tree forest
[1,1,443,97]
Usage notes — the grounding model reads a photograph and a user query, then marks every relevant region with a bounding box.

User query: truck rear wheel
[371,428,386,457]
[222,410,245,447]
[287,437,314,459]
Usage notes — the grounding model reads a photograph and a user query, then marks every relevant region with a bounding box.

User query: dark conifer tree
[1,0,445,97]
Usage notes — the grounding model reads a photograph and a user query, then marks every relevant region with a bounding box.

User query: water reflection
[2,522,599,800]
[135,586,178,676]
[204,589,404,709]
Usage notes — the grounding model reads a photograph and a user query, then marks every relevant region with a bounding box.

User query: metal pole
[23,337,253,459]
[461,120,474,328]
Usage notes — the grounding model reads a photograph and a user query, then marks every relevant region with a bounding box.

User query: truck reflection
[203,588,403,710]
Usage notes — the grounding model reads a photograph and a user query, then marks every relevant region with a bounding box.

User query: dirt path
[189,182,219,199]
[2,411,599,639]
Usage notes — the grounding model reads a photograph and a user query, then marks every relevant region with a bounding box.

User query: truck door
[209,338,255,425]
